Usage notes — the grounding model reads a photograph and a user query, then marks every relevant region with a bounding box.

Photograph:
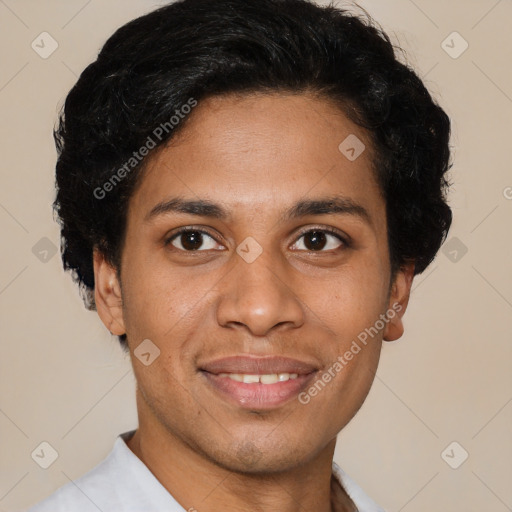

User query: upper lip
[200,356,318,375]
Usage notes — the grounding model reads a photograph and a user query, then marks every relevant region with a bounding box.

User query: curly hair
[54,0,452,344]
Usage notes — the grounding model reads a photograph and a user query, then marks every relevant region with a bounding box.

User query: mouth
[216,372,300,384]
[199,356,318,410]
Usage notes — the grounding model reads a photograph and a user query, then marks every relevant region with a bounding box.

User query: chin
[202,436,321,476]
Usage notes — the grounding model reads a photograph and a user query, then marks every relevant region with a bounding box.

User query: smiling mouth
[199,356,318,409]
[216,372,299,384]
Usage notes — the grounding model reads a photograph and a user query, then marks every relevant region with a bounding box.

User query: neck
[126,394,356,512]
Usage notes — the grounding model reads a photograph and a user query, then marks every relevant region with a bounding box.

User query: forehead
[129,92,384,226]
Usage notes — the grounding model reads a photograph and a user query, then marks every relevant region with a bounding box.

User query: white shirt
[25,430,385,512]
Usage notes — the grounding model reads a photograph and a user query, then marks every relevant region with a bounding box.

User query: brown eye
[167,229,222,251]
[303,231,327,251]
[291,229,346,252]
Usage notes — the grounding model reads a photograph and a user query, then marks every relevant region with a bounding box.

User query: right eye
[165,228,225,252]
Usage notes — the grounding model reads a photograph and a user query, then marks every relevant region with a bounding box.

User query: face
[94,92,413,474]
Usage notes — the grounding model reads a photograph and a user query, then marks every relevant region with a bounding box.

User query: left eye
[291,230,345,252]
[167,230,223,251]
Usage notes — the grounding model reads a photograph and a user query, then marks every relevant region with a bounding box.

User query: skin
[93,92,414,512]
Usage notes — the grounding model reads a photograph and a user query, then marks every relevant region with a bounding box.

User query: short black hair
[54,0,452,345]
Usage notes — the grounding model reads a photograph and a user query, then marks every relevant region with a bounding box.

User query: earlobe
[93,249,126,336]
[383,262,415,342]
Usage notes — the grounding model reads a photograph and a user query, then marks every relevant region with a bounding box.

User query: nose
[216,251,305,337]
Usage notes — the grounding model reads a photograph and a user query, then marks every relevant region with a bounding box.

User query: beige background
[1,0,511,510]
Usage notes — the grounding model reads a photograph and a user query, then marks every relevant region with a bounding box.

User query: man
[28,0,452,510]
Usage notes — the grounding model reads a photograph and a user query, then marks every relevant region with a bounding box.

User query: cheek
[322,263,389,337]
[120,262,217,384]
[120,259,207,338]
[319,264,388,408]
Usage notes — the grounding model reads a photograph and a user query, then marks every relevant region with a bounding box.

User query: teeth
[217,373,299,384]
[243,374,260,384]
[261,374,279,384]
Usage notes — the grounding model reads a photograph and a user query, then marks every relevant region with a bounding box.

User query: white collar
[27,430,385,512]
[115,430,385,511]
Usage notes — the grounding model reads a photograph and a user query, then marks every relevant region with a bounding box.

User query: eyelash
[164,226,350,253]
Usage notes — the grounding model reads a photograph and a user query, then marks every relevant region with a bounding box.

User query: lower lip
[201,371,316,410]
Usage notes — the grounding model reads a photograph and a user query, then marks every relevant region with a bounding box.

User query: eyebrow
[282,197,371,225]
[145,195,371,225]
[146,197,228,221]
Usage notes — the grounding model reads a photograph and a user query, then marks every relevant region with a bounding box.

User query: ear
[383,262,415,342]
[93,249,126,336]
